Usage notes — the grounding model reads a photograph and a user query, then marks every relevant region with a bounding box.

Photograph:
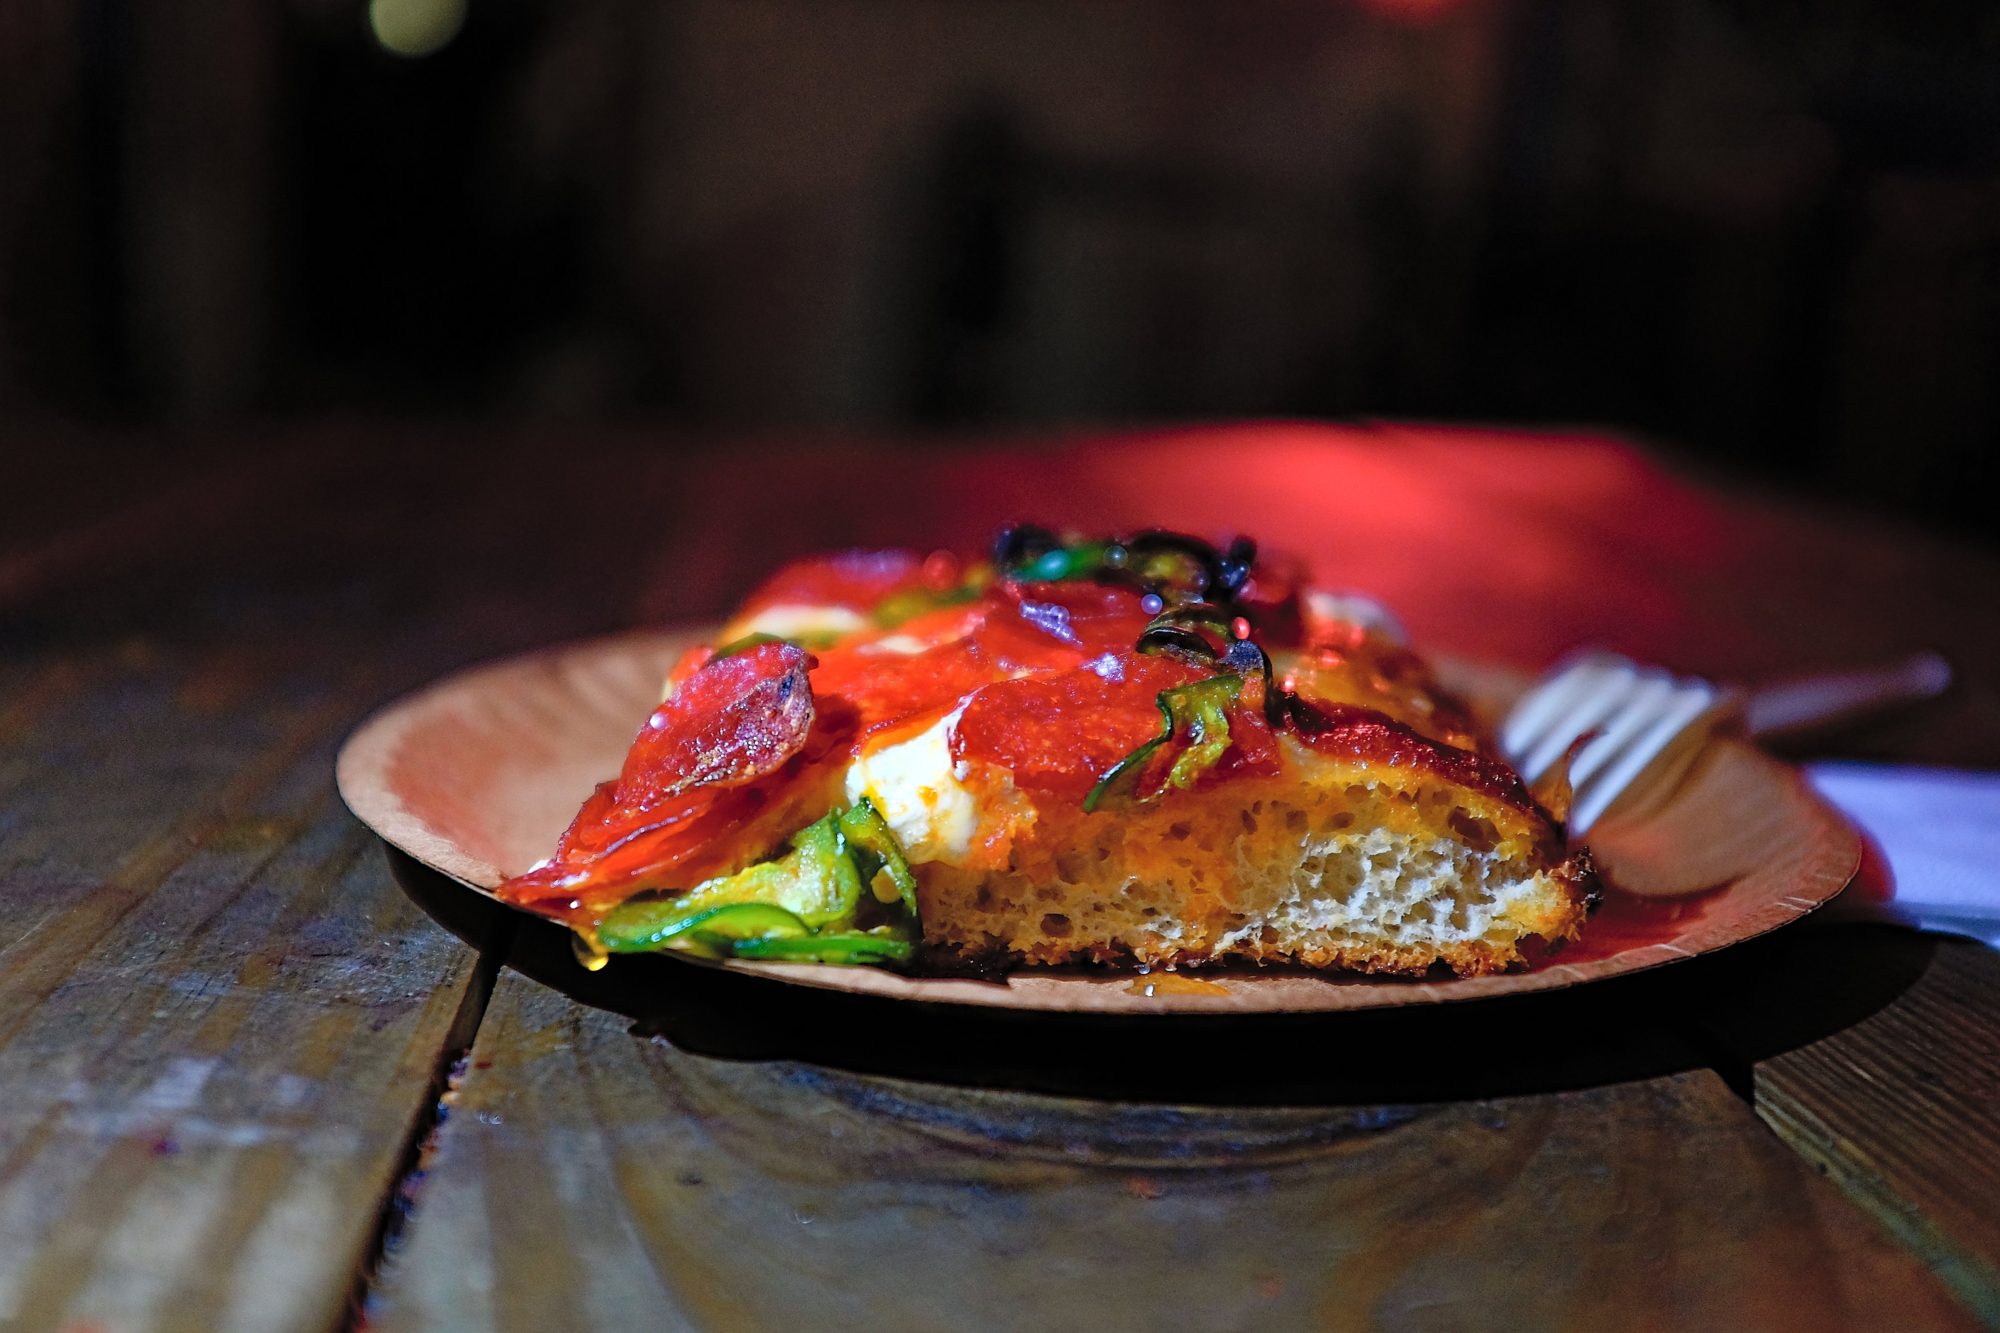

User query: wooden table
[2,421,1996,1331]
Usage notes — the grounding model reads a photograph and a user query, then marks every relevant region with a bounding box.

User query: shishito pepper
[610,809,863,938]
[730,932,915,965]
[870,578,984,630]
[1084,674,1244,813]
[594,799,921,966]
[838,799,920,916]
[600,901,812,957]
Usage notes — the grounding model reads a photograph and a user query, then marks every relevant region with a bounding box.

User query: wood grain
[0,632,493,1331]
[1697,929,2000,1323]
[372,965,1976,1332]
[1,424,1995,1330]
[0,431,753,1331]
[0,430,782,1329]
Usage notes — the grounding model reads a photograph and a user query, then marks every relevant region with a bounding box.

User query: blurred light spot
[368,0,466,57]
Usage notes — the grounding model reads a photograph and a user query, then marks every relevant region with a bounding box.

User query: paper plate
[336,630,1859,1014]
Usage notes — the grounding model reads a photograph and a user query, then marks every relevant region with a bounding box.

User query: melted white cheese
[672,602,882,699]
[731,603,870,640]
[843,705,980,865]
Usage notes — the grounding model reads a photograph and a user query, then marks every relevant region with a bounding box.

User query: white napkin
[1807,762,2000,947]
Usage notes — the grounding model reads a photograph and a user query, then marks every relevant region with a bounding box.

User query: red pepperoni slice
[1089,682,1283,803]
[616,640,814,811]
[811,626,1078,743]
[660,642,716,695]
[496,642,814,905]
[1236,549,1308,647]
[738,549,926,614]
[499,783,774,909]
[817,639,988,732]
[998,580,1155,655]
[952,652,1208,797]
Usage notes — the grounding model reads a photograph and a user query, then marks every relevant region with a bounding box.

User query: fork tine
[1517,664,1635,782]
[1571,687,1730,833]
[1500,653,1627,771]
[1568,674,1678,791]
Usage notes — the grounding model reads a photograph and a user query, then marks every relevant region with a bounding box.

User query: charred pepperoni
[497,642,814,905]
[1286,699,1533,812]
[616,641,814,810]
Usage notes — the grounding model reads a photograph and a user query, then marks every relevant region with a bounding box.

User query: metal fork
[1500,650,1952,836]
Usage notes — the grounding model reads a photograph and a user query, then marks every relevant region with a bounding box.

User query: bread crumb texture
[921,748,1591,977]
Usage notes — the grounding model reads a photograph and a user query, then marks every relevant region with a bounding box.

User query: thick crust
[917,762,1596,979]
[930,848,1595,977]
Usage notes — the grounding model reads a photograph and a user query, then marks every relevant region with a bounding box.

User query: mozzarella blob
[843,707,981,865]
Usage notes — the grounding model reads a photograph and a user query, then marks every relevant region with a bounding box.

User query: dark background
[3,0,1995,536]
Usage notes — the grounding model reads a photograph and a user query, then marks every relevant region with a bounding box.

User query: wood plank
[373,960,1977,1331]
[0,433,725,1330]
[0,630,497,1331]
[1694,925,2000,1323]
[3,425,1993,1327]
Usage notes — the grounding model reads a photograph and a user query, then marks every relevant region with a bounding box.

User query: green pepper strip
[1131,547,1207,594]
[729,932,916,965]
[1165,677,1239,790]
[1012,541,1112,583]
[594,803,923,967]
[838,798,921,916]
[600,901,812,954]
[1083,674,1242,813]
[872,579,983,630]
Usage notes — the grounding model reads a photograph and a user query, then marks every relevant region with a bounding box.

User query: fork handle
[1744,651,1953,740]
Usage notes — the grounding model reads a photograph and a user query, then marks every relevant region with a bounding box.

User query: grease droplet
[1125,974,1230,997]
[571,931,609,972]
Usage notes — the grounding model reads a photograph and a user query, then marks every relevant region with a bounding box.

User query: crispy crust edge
[923,847,1600,980]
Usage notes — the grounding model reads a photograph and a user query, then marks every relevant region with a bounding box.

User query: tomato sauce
[1535,885,1725,967]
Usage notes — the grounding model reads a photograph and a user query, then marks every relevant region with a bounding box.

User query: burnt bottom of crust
[906,936,1580,982]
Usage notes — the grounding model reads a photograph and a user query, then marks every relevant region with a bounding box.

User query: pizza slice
[500,528,1594,976]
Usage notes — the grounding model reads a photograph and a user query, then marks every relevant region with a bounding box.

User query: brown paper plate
[336,630,1860,1015]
